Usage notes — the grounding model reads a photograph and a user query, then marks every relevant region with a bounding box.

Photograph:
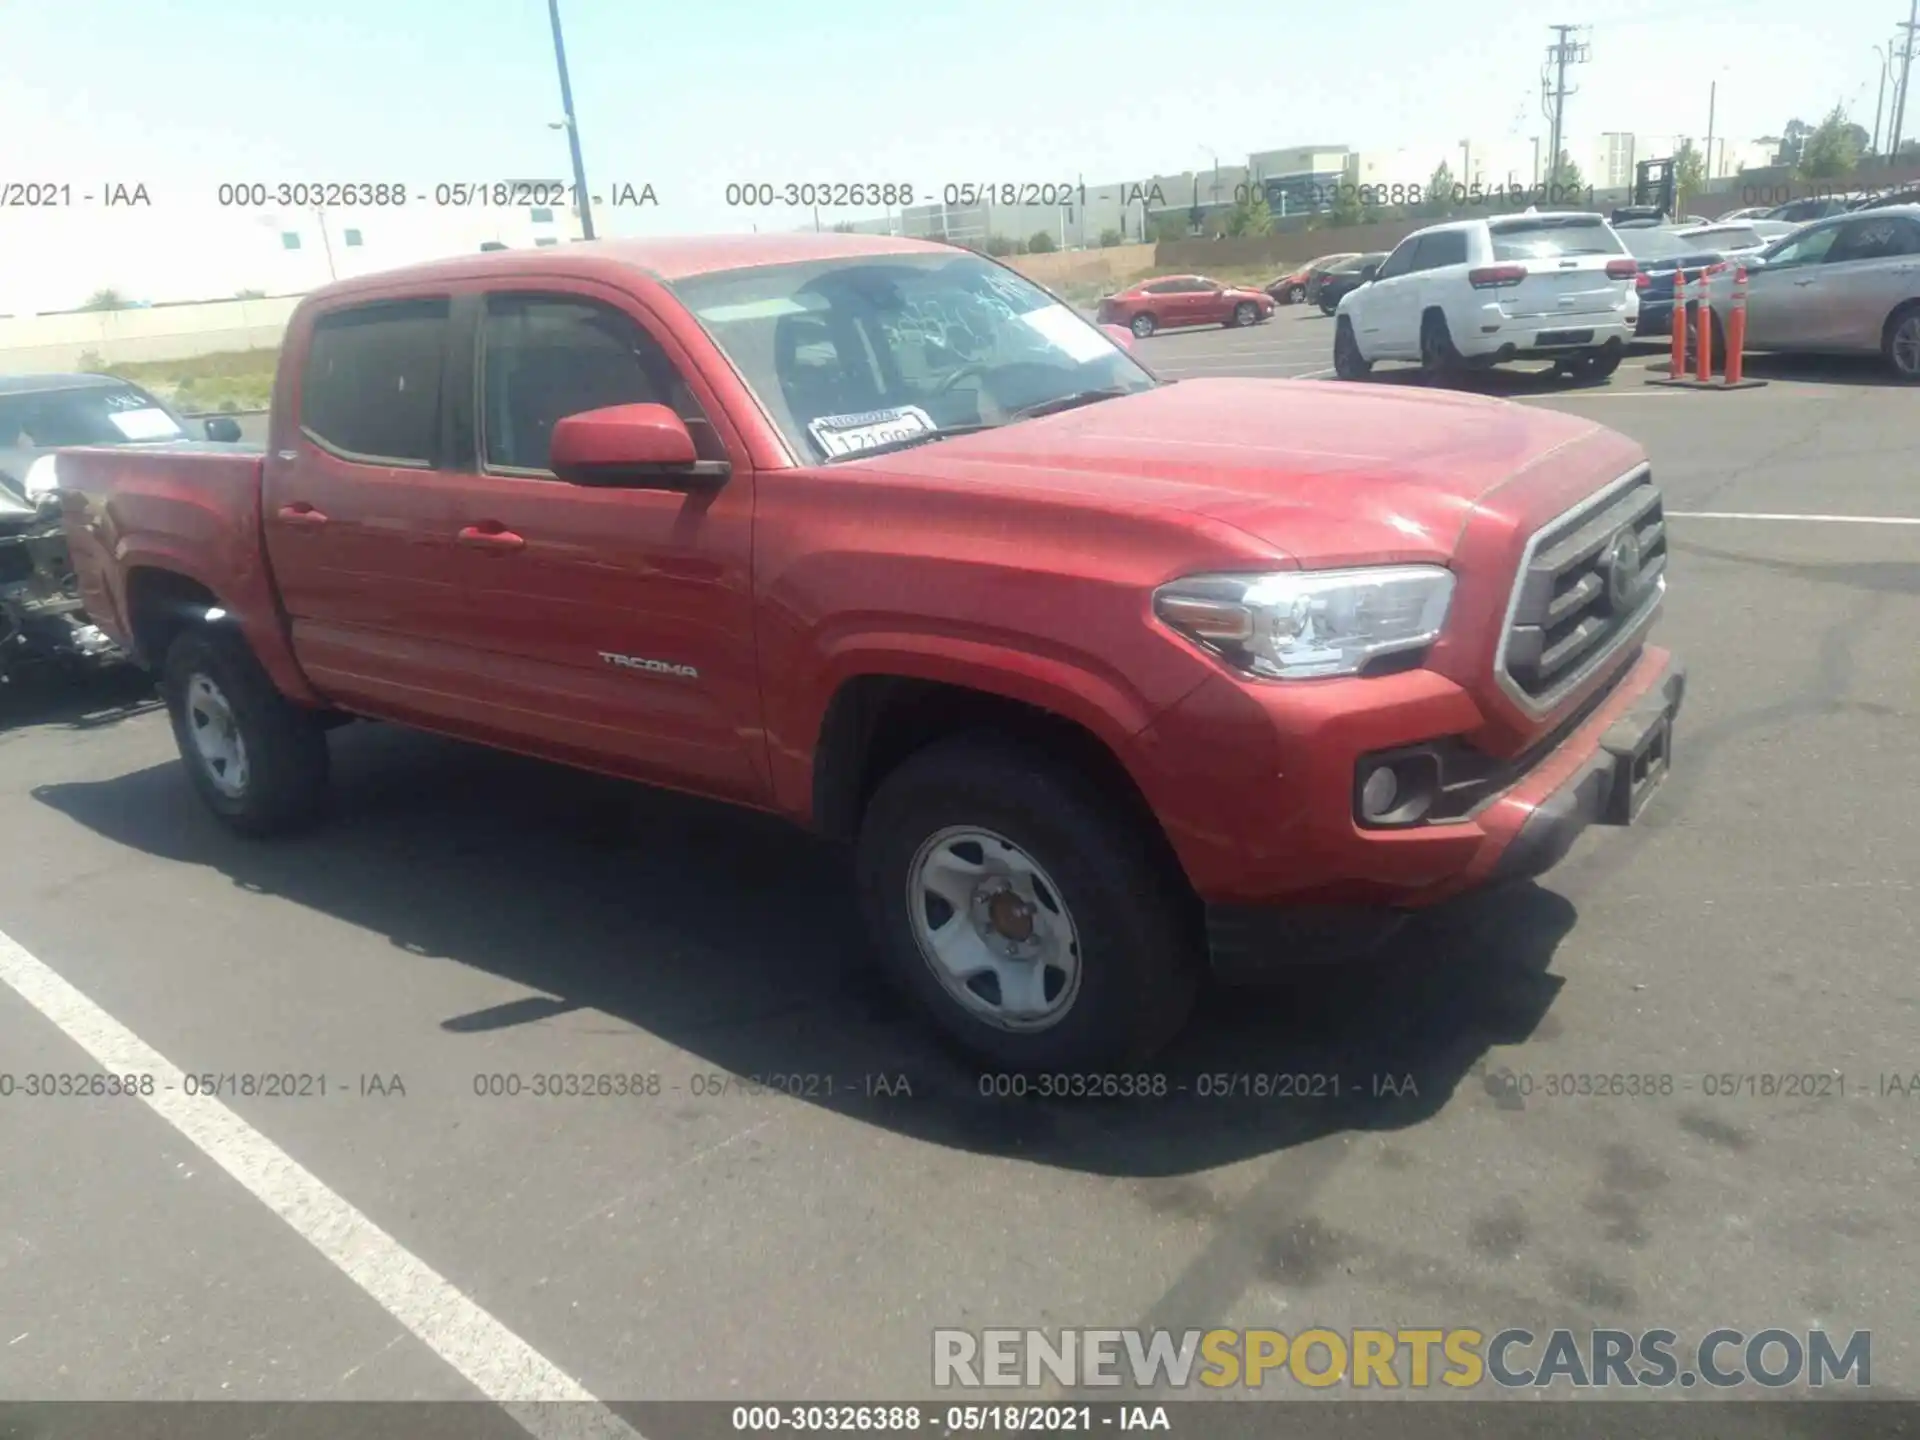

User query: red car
[57,233,1681,1071]
[1096,274,1273,336]
[1268,253,1360,305]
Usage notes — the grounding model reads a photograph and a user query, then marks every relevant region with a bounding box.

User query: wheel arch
[810,673,1194,901]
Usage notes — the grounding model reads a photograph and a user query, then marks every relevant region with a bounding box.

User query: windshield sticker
[807,405,937,459]
[697,297,820,323]
[106,407,184,440]
[1020,303,1117,363]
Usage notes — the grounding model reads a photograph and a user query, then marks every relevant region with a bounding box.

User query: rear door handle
[276,503,328,527]
[458,524,525,552]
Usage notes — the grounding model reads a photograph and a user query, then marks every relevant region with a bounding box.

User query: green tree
[1546,153,1586,198]
[1097,227,1124,247]
[1329,183,1366,228]
[1672,140,1706,215]
[1026,230,1057,253]
[1798,105,1862,179]
[81,288,132,311]
[1425,161,1457,207]
[1222,189,1273,237]
[982,234,1019,257]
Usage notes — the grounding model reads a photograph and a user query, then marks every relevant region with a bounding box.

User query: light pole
[1874,42,1893,154]
[546,0,596,240]
[314,208,337,281]
[1531,135,1541,185]
[1893,0,1919,159]
[1460,138,1471,187]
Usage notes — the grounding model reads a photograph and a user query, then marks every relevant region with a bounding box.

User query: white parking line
[1670,511,1920,525]
[0,925,643,1440]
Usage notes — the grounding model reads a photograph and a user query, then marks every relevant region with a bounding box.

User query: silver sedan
[1701,204,1920,381]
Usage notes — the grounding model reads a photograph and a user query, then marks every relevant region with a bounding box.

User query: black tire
[854,735,1201,1072]
[1333,316,1372,378]
[1419,310,1463,380]
[1882,302,1920,382]
[1682,307,1727,375]
[1560,348,1623,382]
[163,627,330,837]
[1231,301,1257,327]
[1130,312,1157,339]
[1319,297,1339,316]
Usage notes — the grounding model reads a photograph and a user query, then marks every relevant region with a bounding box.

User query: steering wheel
[933,361,991,395]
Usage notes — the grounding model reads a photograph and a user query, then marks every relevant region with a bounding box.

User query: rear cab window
[1487,216,1626,261]
[300,298,450,465]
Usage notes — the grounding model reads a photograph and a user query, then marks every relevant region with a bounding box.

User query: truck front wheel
[162,629,330,836]
[854,736,1200,1071]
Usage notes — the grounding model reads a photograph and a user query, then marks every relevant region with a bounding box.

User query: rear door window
[1488,217,1626,261]
[301,298,450,465]
[1410,231,1468,270]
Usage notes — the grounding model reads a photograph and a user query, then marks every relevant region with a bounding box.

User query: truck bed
[57,440,282,674]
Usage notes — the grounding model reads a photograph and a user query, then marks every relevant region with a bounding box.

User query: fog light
[1360,766,1399,819]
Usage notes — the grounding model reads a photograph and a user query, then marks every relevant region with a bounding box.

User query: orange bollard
[1694,264,1715,381]
[1670,268,1689,376]
[1724,265,1748,386]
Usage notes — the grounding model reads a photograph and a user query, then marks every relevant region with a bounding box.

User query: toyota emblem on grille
[1603,527,1643,611]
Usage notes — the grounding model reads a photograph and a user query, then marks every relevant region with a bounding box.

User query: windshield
[0,383,185,449]
[672,252,1155,462]
[1487,216,1628,261]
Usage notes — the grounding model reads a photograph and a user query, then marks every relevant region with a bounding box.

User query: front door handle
[276,503,328,527]
[458,524,525,552]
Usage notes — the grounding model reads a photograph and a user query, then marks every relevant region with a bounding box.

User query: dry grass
[100,348,279,413]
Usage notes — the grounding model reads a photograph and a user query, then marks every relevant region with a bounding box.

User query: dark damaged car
[0,373,244,684]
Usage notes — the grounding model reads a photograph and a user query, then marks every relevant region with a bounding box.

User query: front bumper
[1198,647,1684,978]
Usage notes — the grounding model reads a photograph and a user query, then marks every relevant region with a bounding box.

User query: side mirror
[549,403,730,490]
[203,416,243,443]
[1100,323,1136,353]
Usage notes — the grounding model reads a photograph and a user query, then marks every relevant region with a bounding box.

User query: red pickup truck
[56,234,1683,1071]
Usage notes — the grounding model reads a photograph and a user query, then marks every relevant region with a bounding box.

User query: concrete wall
[0,296,301,373]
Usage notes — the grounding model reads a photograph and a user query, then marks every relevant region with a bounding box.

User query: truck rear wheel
[163,629,330,837]
[854,735,1200,1072]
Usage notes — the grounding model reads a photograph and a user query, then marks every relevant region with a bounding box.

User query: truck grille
[1498,466,1666,709]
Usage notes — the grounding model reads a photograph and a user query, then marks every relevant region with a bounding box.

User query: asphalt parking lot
[3,309,1917,1429]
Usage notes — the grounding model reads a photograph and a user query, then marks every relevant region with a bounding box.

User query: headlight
[1153,565,1455,679]
[22,454,59,500]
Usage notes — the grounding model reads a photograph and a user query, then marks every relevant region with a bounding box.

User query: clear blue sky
[5,0,1902,241]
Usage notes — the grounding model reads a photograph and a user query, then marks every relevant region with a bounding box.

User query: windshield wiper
[824,422,996,462]
[1006,387,1133,422]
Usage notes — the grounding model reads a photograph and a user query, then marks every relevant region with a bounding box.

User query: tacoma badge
[599,652,699,679]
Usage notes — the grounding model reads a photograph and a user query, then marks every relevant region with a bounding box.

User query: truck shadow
[33,722,1576,1177]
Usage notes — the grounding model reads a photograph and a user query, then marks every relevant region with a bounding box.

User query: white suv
[1332,212,1640,383]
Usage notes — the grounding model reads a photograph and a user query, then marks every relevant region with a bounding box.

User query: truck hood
[864,378,1613,565]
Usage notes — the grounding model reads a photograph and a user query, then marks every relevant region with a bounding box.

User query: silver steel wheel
[905,825,1083,1032]
[1892,314,1920,378]
[185,673,250,798]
